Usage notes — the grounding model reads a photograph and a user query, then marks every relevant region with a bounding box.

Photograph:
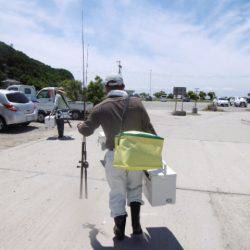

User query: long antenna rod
[78,0,88,200]
[81,1,85,90]
[85,44,89,85]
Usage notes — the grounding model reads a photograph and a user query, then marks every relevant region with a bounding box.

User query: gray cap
[104,74,124,86]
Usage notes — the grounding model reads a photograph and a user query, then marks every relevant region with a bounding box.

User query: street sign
[173,87,186,97]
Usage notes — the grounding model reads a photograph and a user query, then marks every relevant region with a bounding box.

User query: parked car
[160,95,167,102]
[213,97,229,107]
[36,87,93,122]
[183,96,190,102]
[0,90,38,131]
[7,85,37,102]
[145,96,153,101]
[229,97,247,107]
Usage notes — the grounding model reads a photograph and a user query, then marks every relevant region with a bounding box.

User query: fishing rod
[77,0,88,199]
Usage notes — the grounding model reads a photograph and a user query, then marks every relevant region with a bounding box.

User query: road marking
[176,186,250,197]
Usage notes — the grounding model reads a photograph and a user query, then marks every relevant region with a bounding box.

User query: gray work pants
[56,118,64,138]
[105,150,143,218]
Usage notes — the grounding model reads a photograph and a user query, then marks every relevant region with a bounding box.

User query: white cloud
[0,0,249,96]
[53,0,78,10]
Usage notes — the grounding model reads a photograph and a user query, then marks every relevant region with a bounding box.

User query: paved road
[0,106,249,249]
[0,101,248,150]
[0,121,77,151]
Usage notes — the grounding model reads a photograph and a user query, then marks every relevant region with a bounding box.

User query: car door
[36,89,54,112]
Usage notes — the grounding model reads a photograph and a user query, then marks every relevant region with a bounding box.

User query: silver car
[0,90,38,131]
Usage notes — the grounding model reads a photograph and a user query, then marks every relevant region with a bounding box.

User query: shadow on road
[1,124,38,134]
[83,224,183,250]
[47,135,75,141]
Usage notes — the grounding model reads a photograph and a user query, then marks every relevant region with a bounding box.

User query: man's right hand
[77,122,85,134]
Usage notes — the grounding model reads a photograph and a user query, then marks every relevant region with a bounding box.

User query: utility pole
[194,88,199,109]
[192,87,199,114]
[149,69,152,97]
[117,60,122,76]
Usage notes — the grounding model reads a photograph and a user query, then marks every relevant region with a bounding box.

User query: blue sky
[0,0,250,96]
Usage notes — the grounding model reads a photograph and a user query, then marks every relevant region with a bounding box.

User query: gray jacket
[53,94,68,111]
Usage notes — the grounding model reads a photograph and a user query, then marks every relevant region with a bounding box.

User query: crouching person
[77,74,156,241]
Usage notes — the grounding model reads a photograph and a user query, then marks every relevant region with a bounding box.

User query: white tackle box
[143,161,176,206]
[98,131,106,150]
[45,115,56,129]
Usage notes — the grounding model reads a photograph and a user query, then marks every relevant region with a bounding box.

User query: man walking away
[52,87,69,139]
[77,74,156,240]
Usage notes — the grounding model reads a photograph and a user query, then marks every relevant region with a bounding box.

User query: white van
[7,85,37,102]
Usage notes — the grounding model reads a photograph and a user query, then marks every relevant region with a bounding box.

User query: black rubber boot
[130,202,142,235]
[113,215,127,241]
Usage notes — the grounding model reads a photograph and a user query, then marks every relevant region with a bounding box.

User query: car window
[0,95,4,104]
[6,92,29,103]
[8,87,18,91]
[37,90,49,99]
[24,88,32,94]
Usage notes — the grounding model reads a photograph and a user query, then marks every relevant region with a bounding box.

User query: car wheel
[37,111,45,123]
[240,102,244,107]
[0,117,6,132]
[71,111,80,120]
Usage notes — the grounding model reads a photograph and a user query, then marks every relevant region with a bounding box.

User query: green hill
[0,41,74,89]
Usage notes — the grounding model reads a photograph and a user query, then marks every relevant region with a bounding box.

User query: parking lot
[0,101,250,249]
[0,120,79,151]
[0,101,249,151]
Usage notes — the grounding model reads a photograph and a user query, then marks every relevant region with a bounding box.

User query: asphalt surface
[0,120,77,151]
[0,102,249,250]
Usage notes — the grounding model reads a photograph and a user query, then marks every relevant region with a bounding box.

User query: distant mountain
[0,41,74,89]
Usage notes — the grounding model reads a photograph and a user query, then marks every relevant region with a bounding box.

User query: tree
[60,80,82,101]
[248,93,250,97]
[86,76,105,105]
[139,92,148,99]
[187,91,198,100]
[199,91,206,100]
[0,41,74,90]
[207,91,216,100]
[153,90,167,98]
[167,93,174,99]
